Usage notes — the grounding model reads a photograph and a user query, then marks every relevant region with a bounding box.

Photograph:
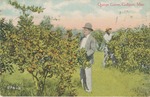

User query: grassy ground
[1,51,149,96]
[75,52,145,96]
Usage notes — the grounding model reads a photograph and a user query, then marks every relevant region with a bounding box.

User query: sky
[0,0,150,30]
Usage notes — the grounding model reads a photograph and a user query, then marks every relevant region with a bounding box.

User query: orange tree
[0,1,89,96]
[107,26,150,73]
[0,18,15,75]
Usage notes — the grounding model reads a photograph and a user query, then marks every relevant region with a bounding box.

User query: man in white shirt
[80,23,96,93]
[103,31,113,43]
[103,28,116,67]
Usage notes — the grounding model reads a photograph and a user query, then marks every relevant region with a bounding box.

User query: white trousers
[80,67,92,92]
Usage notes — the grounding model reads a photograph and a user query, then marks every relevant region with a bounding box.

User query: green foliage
[91,29,104,51]
[107,26,150,73]
[1,0,89,96]
[9,0,44,14]
[40,16,53,30]
[0,18,16,75]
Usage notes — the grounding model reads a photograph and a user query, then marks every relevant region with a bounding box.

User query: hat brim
[83,27,93,31]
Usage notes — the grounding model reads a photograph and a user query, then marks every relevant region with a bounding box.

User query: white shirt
[80,34,90,48]
[103,33,112,43]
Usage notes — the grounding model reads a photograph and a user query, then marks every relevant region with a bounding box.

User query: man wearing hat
[103,28,116,67]
[80,23,96,93]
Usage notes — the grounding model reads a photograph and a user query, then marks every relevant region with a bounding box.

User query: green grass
[1,52,149,96]
[75,52,145,96]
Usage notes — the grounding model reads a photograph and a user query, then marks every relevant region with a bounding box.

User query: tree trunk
[32,74,46,96]
[35,80,45,96]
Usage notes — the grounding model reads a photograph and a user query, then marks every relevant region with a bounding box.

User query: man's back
[103,33,112,43]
